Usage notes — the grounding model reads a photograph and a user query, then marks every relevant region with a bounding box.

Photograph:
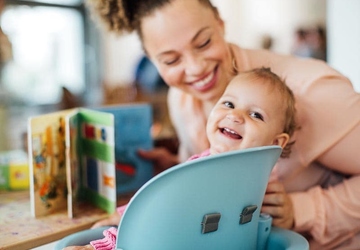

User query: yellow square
[9,163,29,190]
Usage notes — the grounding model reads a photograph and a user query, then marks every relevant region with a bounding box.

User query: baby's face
[206,75,289,155]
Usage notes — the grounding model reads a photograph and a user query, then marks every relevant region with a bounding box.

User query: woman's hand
[261,181,294,229]
[91,210,122,229]
[138,147,179,174]
[62,244,94,250]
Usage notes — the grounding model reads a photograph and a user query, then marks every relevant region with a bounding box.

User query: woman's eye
[164,58,179,65]
[223,101,234,109]
[250,112,264,121]
[198,38,211,49]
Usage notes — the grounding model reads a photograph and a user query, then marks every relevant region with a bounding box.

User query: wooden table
[0,191,114,250]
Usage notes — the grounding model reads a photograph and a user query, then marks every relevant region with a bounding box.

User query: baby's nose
[226,111,244,124]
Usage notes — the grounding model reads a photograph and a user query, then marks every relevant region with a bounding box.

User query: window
[0,0,89,105]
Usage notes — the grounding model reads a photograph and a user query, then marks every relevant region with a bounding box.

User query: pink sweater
[168,45,360,249]
[90,206,127,250]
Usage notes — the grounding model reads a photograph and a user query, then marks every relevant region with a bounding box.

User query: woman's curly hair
[86,0,216,37]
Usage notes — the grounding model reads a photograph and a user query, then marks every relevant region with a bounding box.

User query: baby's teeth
[224,128,236,134]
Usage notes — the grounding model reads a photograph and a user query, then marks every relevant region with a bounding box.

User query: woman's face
[141,0,233,103]
[206,75,289,155]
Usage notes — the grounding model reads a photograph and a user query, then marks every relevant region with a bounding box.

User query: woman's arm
[263,173,360,248]
[290,123,360,247]
[317,123,360,174]
[263,71,360,248]
[265,122,360,248]
[291,175,360,248]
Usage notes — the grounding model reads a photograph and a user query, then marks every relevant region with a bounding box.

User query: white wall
[327,0,360,92]
[212,0,326,54]
[101,31,143,86]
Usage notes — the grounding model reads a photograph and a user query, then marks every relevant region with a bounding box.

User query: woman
[86,0,360,249]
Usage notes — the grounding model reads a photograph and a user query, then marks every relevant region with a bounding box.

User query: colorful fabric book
[28,103,154,218]
[28,108,116,218]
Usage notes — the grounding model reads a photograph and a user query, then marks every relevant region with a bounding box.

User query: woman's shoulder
[231,44,349,91]
[231,43,326,68]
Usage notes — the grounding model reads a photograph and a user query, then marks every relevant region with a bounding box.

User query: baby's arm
[62,227,117,250]
[63,205,127,250]
[90,227,118,250]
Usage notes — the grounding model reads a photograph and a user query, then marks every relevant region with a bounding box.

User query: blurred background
[0,0,359,151]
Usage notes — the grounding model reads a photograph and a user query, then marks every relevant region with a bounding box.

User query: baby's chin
[209,146,241,155]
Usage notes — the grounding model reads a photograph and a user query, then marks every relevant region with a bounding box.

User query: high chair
[55,146,309,250]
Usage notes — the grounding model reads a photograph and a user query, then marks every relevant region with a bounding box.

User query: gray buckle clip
[201,213,221,233]
[239,205,258,224]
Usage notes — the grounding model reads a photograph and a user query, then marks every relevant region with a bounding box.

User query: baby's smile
[220,127,242,140]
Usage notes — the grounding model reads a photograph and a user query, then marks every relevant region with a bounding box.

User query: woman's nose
[184,53,205,76]
[226,111,244,124]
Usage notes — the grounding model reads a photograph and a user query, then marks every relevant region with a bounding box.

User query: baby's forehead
[230,73,264,84]
[231,73,250,82]
[229,74,275,90]
[226,76,287,105]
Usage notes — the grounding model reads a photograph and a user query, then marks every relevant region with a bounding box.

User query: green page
[71,108,116,216]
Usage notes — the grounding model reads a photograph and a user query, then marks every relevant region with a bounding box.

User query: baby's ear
[273,133,290,148]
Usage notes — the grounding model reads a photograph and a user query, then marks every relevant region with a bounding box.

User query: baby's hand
[62,244,94,250]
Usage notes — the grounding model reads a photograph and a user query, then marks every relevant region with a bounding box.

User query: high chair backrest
[116,146,282,250]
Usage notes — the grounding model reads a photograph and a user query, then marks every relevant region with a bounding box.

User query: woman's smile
[190,68,217,91]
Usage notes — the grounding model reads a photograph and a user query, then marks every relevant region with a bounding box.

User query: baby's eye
[223,101,234,109]
[250,112,264,121]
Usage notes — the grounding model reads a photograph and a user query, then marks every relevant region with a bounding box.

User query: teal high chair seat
[55,146,309,250]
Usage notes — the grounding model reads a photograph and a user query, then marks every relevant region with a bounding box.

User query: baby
[65,67,297,250]
[190,67,296,160]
